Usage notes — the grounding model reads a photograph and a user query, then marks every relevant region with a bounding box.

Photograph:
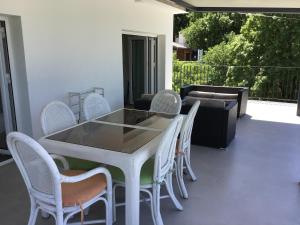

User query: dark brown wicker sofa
[180,97,238,148]
[134,92,238,148]
[180,85,248,117]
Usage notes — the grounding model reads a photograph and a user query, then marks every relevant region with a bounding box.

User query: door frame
[0,16,17,154]
[122,31,159,105]
[148,37,158,94]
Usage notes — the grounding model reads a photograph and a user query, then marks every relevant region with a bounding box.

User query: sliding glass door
[132,39,145,103]
[122,34,158,106]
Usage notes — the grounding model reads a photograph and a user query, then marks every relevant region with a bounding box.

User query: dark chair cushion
[184,96,226,108]
[188,91,214,98]
[212,93,238,99]
[188,91,238,101]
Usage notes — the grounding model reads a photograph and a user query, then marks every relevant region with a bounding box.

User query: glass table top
[96,109,176,130]
[47,122,161,154]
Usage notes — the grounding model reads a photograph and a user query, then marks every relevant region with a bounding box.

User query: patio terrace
[1,100,300,225]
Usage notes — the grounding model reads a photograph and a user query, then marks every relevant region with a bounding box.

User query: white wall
[0,0,179,138]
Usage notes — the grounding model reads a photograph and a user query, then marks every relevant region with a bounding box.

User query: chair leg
[176,156,188,199]
[141,189,157,225]
[152,183,164,225]
[174,160,183,197]
[28,200,39,225]
[28,210,39,225]
[56,211,64,225]
[106,192,113,225]
[112,184,118,222]
[165,172,183,211]
[149,194,157,225]
[184,151,197,181]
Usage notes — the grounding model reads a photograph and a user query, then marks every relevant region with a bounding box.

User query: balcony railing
[173,62,300,102]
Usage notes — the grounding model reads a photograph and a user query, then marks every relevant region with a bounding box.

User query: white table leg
[124,162,141,225]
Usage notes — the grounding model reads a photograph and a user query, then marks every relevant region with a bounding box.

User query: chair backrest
[41,101,77,135]
[153,115,183,182]
[150,90,182,115]
[178,101,200,153]
[7,132,61,203]
[83,93,111,120]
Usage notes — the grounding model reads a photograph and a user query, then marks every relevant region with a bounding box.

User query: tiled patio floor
[1,100,300,225]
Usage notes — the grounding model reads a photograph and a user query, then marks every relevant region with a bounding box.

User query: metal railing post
[297,90,300,116]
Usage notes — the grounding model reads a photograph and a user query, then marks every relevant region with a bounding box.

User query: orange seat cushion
[61,170,107,207]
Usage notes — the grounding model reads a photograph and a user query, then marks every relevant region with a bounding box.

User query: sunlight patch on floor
[247,100,300,124]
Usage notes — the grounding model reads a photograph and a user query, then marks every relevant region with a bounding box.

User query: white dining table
[39,108,176,225]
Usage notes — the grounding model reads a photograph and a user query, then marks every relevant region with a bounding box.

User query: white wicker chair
[83,93,111,120]
[41,100,100,172]
[150,90,182,115]
[7,132,112,225]
[176,101,200,199]
[111,115,183,225]
[41,101,77,135]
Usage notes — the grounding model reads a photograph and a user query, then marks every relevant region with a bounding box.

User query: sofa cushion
[188,91,214,98]
[188,91,238,101]
[213,93,238,99]
[184,96,226,108]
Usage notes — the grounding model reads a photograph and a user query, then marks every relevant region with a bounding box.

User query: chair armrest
[225,101,238,110]
[180,85,195,99]
[237,88,249,117]
[60,167,112,193]
[51,154,69,170]
[222,102,237,147]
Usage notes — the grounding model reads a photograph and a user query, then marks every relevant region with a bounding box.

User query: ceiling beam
[169,1,300,13]
[192,7,300,13]
[168,0,195,10]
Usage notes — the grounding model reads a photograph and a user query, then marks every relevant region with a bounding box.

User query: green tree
[203,13,300,99]
[182,13,246,50]
[241,14,300,67]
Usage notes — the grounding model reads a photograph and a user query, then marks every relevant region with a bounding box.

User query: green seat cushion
[108,159,155,185]
[66,157,100,170]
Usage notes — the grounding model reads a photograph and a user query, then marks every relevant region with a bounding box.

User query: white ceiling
[184,0,300,8]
